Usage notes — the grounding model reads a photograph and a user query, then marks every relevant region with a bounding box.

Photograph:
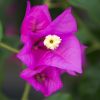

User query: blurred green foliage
[0,21,3,41]
[69,0,100,25]
[0,0,100,100]
[47,92,72,100]
[0,92,9,100]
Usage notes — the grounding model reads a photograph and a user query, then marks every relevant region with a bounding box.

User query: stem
[0,42,31,100]
[0,42,19,53]
[44,0,51,8]
[21,84,31,100]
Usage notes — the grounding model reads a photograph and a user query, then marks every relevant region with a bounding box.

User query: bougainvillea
[20,66,63,96]
[17,0,86,96]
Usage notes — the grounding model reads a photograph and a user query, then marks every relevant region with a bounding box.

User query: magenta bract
[20,66,62,96]
[17,0,86,96]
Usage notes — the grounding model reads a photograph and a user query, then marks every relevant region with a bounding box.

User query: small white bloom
[44,35,62,50]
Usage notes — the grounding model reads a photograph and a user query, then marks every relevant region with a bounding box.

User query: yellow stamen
[44,35,62,50]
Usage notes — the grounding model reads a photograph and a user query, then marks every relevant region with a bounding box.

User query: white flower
[44,35,62,50]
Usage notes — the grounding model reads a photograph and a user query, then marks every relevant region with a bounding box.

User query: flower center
[43,35,62,50]
[50,40,54,44]
[35,73,46,82]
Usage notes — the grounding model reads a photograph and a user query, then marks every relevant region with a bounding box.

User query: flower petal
[20,66,47,79]
[25,0,31,16]
[31,67,62,96]
[17,43,35,68]
[20,67,62,96]
[38,35,82,74]
[66,70,77,76]
[20,68,44,91]
[21,3,51,43]
[20,68,35,79]
[42,67,63,96]
[80,44,87,65]
[41,7,77,36]
[17,43,47,69]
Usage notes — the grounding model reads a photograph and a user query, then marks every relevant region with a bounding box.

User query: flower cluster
[17,1,86,96]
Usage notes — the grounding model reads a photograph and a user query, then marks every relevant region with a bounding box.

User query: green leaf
[76,18,92,43]
[0,21,3,41]
[47,92,72,100]
[0,92,9,100]
[22,65,27,69]
[68,0,100,25]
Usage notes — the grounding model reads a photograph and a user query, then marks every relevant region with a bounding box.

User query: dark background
[0,0,100,100]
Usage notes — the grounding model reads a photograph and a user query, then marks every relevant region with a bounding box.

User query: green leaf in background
[22,65,27,69]
[0,21,3,41]
[68,0,100,25]
[46,92,72,100]
[76,19,91,43]
[0,92,9,100]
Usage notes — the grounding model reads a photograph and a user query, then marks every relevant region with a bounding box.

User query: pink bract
[21,1,51,43]
[17,0,86,96]
[20,66,63,96]
[18,0,86,75]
